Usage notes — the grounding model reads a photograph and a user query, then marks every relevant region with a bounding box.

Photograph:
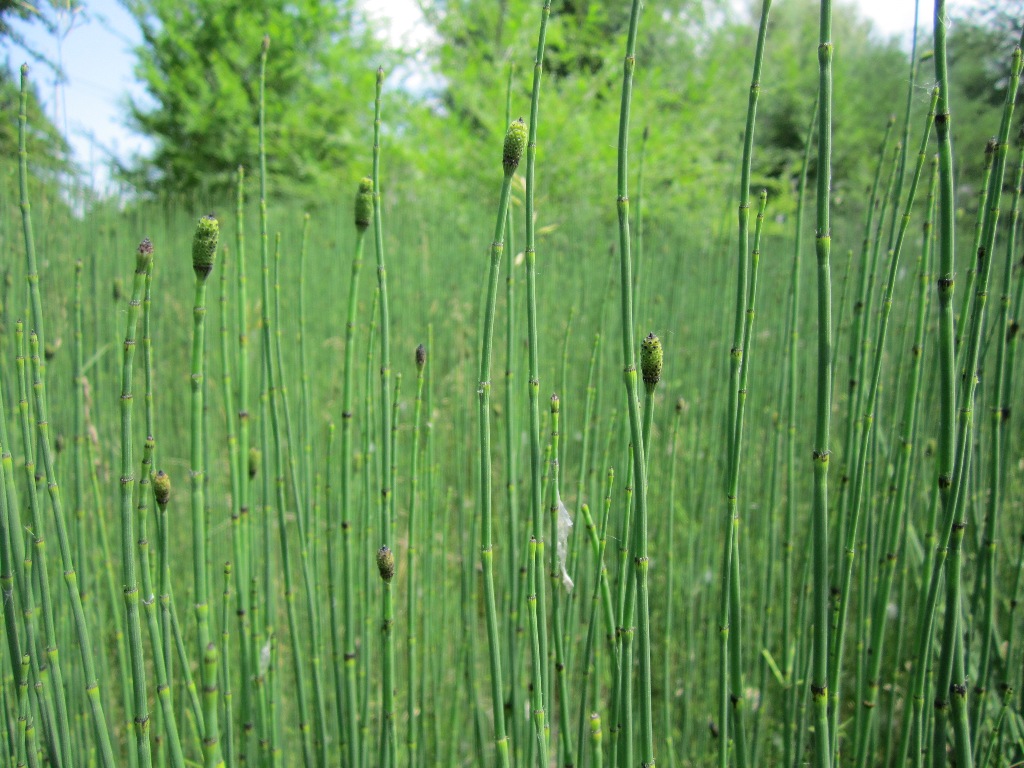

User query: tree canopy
[120,0,391,199]
[19,0,1017,215]
[0,66,72,183]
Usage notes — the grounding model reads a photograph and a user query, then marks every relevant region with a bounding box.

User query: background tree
[120,0,391,200]
[0,66,71,180]
[947,1,1024,201]
[0,2,81,178]
[404,0,911,230]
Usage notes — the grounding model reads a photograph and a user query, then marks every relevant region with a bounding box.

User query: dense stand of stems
[255,38,316,768]
[476,114,525,768]
[612,0,657,763]
[830,86,938,762]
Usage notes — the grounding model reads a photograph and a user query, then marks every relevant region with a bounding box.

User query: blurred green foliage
[119,0,391,200]
[5,0,1013,220]
[0,67,73,186]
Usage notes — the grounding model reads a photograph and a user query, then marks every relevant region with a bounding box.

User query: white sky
[1,0,989,194]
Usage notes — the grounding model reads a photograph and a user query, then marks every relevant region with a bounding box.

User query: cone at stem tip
[415,344,427,371]
[377,546,395,583]
[503,118,527,175]
[641,332,663,388]
[153,470,171,508]
[191,214,219,278]
[137,238,154,272]
[355,177,374,231]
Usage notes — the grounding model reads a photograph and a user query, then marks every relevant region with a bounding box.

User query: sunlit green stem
[811,1,835,765]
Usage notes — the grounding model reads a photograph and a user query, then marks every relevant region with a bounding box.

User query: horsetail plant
[406,342,426,767]
[720,2,771,765]
[547,392,575,768]
[612,0,657,760]
[612,330,662,768]
[4,8,1024,768]
[189,214,223,768]
[810,0,835,765]
[144,467,186,768]
[523,2,553,758]
[575,468,616,768]
[376,539,397,768]
[663,400,683,768]
[933,41,1022,767]
[475,115,525,768]
[782,98,815,768]
[220,563,234,767]
[256,35,316,768]
[973,137,1024,755]
[27,326,117,768]
[358,290,379,768]
[499,63,527,761]
[331,176,372,768]
[898,5,965,764]
[271,223,330,768]
[120,238,155,768]
[370,65,401,768]
[19,67,48,375]
[954,139,996,362]
[16,65,74,768]
[0,356,28,768]
[852,154,938,768]
[224,166,253,765]
[8,308,69,768]
[834,135,902,594]
[565,330,602,628]
[830,84,939,763]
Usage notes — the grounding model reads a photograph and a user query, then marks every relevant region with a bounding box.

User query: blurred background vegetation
[0,0,1020,222]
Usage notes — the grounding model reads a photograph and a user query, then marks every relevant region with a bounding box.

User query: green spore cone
[192,215,219,279]
[503,118,527,175]
[640,333,662,390]
[153,470,171,509]
[355,178,374,231]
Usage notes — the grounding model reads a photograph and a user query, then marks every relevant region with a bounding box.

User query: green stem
[407,348,426,767]
[256,36,315,768]
[782,97,815,768]
[523,0,553,755]
[234,165,255,758]
[853,154,938,768]
[121,241,154,768]
[28,329,116,768]
[546,394,574,768]
[477,118,522,768]
[337,184,369,768]
[832,86,938,763]
[811,1,834,765]
[143,466,186,768]
[612,0,654,759]
[371,65,398,768]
